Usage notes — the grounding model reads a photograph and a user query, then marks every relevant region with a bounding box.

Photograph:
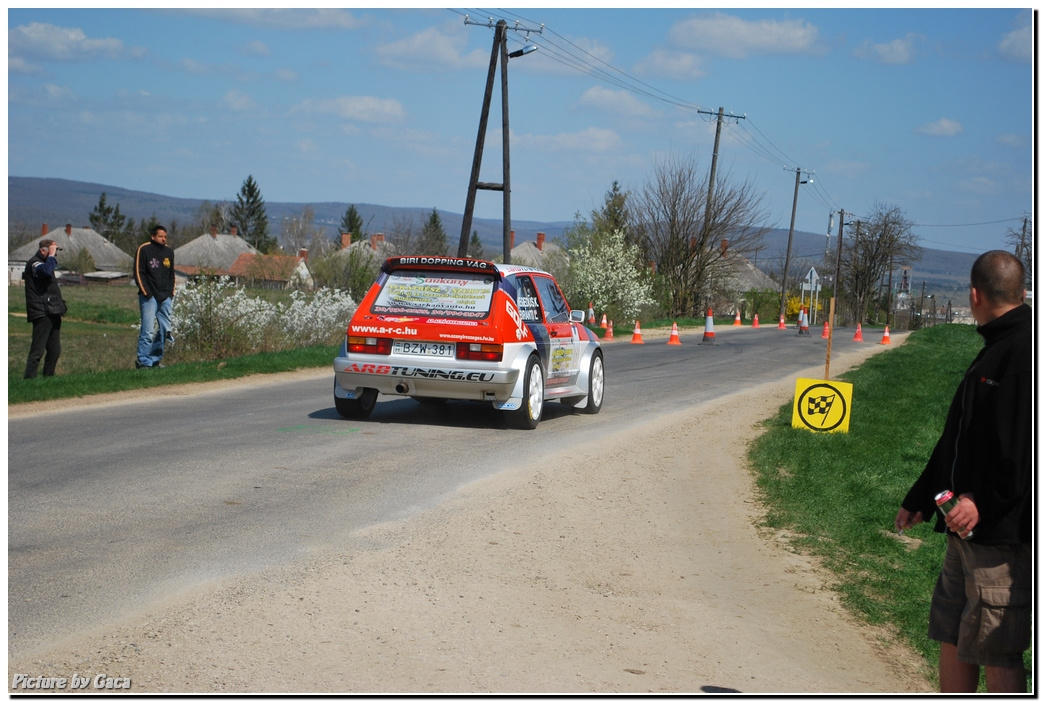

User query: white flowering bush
[568,228,655,324]
[171,276,356,360]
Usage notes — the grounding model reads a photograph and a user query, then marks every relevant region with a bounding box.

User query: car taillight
[347,336,391,355]
[456,342,503,362]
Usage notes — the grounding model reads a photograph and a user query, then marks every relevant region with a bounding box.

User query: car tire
[507,355,544,430]
[579,350,605,414]
[335,387,378,419]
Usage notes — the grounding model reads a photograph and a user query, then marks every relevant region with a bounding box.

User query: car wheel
[580,350,605,414]
[335,387,378,419]
[508,355,544,430]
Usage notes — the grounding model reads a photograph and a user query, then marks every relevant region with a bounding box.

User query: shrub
[171,277,356,360]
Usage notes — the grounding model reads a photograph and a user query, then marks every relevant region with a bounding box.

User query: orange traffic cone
[587,303,595,324]
[798,307,810,335]
[667,322,681,346]
[600,314,608,329]
[778,314,787,330]
[700,308,716,345]
[821,321,830,339]
[752,313,760,328]
[853,323,864,342]
[605,320,615,342]
[880,325,892,345]
[734,309,742,326]
[630,320,645,344]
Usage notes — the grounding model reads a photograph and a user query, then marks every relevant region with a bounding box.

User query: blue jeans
[138,294,173,367]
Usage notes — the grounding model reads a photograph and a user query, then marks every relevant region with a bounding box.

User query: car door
[531,274,580,388]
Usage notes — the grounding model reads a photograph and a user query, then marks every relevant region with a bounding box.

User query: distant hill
[8,176,973,303]
[7,176,571,260]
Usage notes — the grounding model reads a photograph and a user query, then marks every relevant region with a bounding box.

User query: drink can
[934,490,974,539]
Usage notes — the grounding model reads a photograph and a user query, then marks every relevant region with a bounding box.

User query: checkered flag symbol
[807,393,836,418]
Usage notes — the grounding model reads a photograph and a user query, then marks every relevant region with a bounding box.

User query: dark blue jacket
[23,251,64,322]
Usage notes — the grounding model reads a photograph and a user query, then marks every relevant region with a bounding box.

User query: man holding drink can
[894,250,1031,693]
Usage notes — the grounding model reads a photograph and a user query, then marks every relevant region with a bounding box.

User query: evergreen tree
[417,207,448,255]
[340,204,366,242]
[89,192,130,251]
[467,230,485,260]
[231,175,274,252]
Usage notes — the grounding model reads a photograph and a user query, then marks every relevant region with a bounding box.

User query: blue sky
[7,7,1035,254]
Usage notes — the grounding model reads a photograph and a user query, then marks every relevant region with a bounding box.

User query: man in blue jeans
[134,225,175,368]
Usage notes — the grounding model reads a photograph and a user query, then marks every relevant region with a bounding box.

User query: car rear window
[371,270,497,319]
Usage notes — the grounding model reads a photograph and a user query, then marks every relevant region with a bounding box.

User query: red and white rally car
[333,256,604,429]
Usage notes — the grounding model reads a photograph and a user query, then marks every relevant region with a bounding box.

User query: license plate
[393,341,455,357]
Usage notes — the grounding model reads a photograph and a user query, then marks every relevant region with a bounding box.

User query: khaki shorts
[928,535,1032,668]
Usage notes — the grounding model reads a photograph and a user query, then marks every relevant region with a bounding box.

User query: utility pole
[696,107,745,307]
[697,107,746,241]
[779,166,813,318]
[833,209,846,320]
[456,17,541,263]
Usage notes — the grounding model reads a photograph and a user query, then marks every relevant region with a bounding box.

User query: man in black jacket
[134,224,175,368]
[894,249,1032,693]
[23,238,66,378]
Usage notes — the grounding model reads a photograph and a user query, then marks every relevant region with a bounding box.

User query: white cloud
[669,13,820,59]
[916,118,963,137]
[513,127,622,154]
[633,49,705,81]
[181,58,210,75]
[576,86,658,119]
[855,34,920,65]
[956,176,998,195]
[996,133,1025,148]
[9,22,129,63]
[273,68,298,83]
[997,23,1031,63]
[825,160,871,179]
[243,41,270,57]
[375,24,486,72]
[188,9,363,31]
[223,89,256,112]
[296,95,406,124]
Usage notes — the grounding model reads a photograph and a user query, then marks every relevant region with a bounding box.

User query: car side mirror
[570,309,585,324]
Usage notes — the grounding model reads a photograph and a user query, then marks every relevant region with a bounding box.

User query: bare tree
[1005,214,1032,289]
[841,202,920,325]
[630,154,770,316]
[386,212,418,255]
[281,206,329,257]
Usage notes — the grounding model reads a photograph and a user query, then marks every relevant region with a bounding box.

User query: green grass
[9,283,339,401]
[747,323,1031,692]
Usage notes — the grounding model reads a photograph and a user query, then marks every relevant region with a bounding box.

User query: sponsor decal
[344,362,496,382]
[396,257,491,269]
[350,325,418,336]
[504,297,527,341]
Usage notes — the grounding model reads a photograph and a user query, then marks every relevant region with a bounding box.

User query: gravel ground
[8,335,934,694]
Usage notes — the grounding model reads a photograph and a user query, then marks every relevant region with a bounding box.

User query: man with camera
[22,238,67,379]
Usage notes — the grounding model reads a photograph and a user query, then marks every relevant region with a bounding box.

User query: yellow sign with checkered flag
[791,378,853,433]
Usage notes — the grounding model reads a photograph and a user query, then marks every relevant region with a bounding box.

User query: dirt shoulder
[8,337,933,693]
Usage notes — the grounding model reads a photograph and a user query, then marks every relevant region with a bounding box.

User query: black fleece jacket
[901,303,1033,545]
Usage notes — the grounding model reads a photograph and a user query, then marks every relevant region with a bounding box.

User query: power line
[914,217,1024,228]
[449,9,1028,235]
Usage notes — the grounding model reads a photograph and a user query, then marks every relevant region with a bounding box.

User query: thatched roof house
[174,225,260,275]
[8,223,133,284]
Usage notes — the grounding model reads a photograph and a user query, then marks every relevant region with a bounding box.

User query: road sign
[791,378,853,433]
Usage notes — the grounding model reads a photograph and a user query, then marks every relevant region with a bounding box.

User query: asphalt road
[8,324,893,659]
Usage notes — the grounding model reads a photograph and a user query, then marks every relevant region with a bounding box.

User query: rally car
[332,256,605,429]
